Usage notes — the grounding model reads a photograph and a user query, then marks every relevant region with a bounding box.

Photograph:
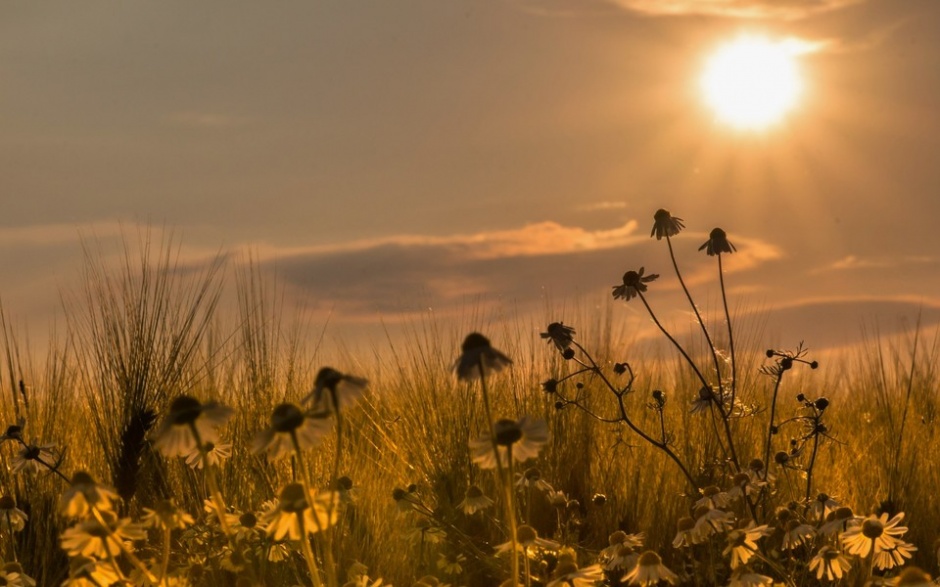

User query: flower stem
[717,254,738,409]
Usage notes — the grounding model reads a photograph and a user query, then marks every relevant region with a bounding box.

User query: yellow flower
[263,483,340,541]
[60,471,120,518]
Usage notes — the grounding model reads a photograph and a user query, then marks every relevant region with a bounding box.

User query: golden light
[700,35,805,130]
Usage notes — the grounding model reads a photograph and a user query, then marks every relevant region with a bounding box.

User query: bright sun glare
[701,35,805,130]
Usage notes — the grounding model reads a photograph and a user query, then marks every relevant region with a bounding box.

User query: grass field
[1,228,938,587]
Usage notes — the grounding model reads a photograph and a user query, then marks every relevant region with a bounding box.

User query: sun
[700,35,805,130]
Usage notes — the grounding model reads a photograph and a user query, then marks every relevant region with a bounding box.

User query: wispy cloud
[817,254,936,273]
[609,0,865,20]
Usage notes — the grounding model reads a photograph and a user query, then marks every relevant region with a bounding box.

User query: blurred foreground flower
[151,396,233,458]
[302,367,369,414]
[0,495,28,532]
[454,333,512,381]
[60,472,119,518]
[60,511,145,558]
[253,403,331,459]
[263,483,340,540]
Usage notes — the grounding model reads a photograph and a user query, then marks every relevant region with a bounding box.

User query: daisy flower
[62,556,121,587]
[495,525,560,555]
[60,471,120,518]
[457,485,494,515]
[12,439,59,475]
[819,506,855,536]
[601,533,643,571]
[454,332,512,381]
[699,228,737,256]
[727,569,773,587]
[252,402,331,459]
[692,505,735,542]
[672,517,697,548]
[650,209,684,240]
[841,512,909,558]
[184,440,232,469]
[809,492,841,522]
[723,523,770,569]
[546,561,604,586]
[151,396,233,458]
[515,466,554,492]
[140,498,195,531]
[0,495,28,532]
[695,485,731,510]
[263,483,340,540]
[60,511,145,558]
[469,417,549,469]
[622,551,678,586]
[612,268,659,302]
[302,367,369,414]
[808,545,852,581]
[780,519,815,551]
[436,552,466,576]
[541,322,576,351]
[873,540,917,571]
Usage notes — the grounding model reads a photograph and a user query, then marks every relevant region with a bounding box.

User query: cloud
[609,0,865,20]
[818,254,937,272]
[260,220,782,322]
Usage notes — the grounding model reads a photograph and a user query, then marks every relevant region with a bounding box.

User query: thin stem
[159,525,172,586]
[505,451,521,587]
[666,236,724,397]
[636,292,710,390]
[299,517,325,587]
[804,430,821,502]
[717,254,738,410]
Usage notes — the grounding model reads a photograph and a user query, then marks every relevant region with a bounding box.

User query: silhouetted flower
[302,367,368,414]
[612,268,659,302]
[541,322,576,351]
[454,333,512,381]
[651,209,685,240]
[699,227,737,256]
[152,396,233,458]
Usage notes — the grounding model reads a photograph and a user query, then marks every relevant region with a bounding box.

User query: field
[1,228,938,587]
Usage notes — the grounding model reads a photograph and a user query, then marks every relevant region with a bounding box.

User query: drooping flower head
[60,510,146,558]
[302,367,369,414]
[152,396,233,458]
[454,332,512,381]
[60,471,120,518]
[612,268,659,302]
[699,227,737,256]
[263,483,340,540]
[622,550,678,586]
[253,402,331,459]
[457,485,494,515]
[651,209,685,240]
[0,495,28,533]
[541,322,576,351]
[808,545,852,582]
[469,417,549,469]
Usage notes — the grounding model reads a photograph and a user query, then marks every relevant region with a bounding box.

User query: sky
[2,0,939,357]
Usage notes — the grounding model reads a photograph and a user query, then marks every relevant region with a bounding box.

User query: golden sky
[2,0,939,352]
